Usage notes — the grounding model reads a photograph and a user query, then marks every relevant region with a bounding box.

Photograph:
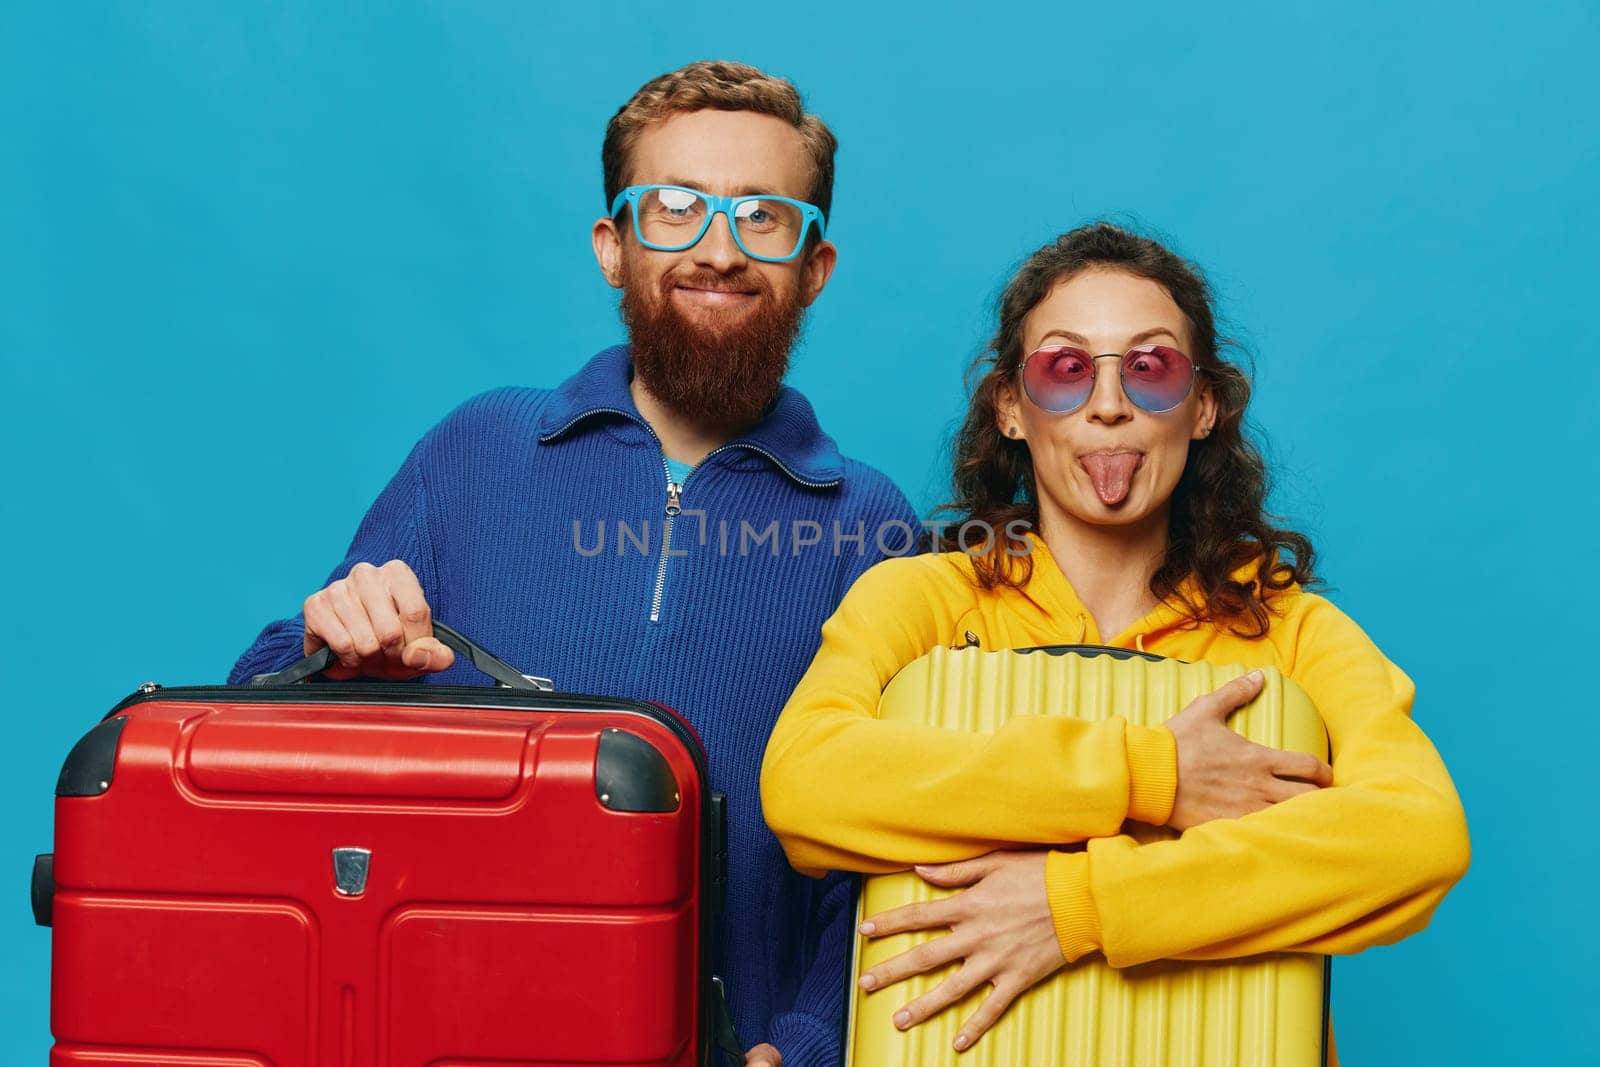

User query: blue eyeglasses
[609,184,826,263]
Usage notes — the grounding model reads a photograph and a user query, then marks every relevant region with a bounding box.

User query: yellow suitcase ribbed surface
[846,645,1329,1067]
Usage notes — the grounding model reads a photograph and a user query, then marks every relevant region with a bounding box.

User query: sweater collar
[536,344,845,487]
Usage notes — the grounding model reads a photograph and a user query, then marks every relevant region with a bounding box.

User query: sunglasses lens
[1022,347,1094,413]
[1121,345,1195,412]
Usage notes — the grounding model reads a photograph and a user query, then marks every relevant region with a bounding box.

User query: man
[229,61,917,1066]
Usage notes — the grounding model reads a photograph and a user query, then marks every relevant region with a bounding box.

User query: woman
[760,222,1469,1057]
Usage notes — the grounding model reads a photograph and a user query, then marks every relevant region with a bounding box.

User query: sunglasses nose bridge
[1084,353,1135,418]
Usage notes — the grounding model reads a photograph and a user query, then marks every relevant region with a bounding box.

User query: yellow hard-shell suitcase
[846,645,1330,1067]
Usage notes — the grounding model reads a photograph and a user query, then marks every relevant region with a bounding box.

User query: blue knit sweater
[230,344,919,1066]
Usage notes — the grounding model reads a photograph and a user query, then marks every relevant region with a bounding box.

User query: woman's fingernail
[1247,669,1263,682]
[894,1010,911,1029]
[954,1034,971,1051]
[859,921,876,935]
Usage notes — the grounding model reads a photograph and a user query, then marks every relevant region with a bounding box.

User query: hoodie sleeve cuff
[1124,722,1178,826]
[1044,850,1101,963]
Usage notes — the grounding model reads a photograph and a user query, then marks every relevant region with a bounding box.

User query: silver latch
[331,847,371,896]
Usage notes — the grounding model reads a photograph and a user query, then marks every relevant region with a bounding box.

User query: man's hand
[1165,669,1333,831]
[301,560,456,680]
[744,1043,781,1066]
[857,851,1062,1053]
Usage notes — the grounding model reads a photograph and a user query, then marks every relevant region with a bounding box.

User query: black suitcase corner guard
[56,716,129,798]
[32,853,54,927]
[595,729,680,812]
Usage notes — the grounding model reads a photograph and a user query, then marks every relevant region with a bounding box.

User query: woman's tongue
[1079,451,1142,506]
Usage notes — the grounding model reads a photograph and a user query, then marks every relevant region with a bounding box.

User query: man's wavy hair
[941,222,1316,637]
[602,60,837,224]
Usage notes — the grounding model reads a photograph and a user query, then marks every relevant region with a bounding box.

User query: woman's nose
[1085,355,1134,424]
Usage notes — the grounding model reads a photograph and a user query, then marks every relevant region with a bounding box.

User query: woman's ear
[995,379,1025,441]
[1191,380,1219,440]
[985,377,1024,441]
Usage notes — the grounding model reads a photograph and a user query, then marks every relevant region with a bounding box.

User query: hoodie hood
[1013,533,1293,649]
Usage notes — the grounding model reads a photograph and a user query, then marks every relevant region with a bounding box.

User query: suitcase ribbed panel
[846,647,1329,1067]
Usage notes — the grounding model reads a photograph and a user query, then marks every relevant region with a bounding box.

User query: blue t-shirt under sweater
[666,455,694,486]
[230,345,920,1066]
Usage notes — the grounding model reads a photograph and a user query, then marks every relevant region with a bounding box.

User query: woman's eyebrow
[1036,327,1181,347]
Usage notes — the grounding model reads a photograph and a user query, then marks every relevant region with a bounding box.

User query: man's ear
[592,217,624,289]
[799,239,838,307]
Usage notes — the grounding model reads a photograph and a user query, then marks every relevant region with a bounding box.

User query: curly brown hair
[940,222,1316,637]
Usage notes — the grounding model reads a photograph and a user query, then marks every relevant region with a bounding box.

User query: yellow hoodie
[761,537,1470,972]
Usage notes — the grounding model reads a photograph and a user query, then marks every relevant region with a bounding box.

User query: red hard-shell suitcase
[33,624,738,1067]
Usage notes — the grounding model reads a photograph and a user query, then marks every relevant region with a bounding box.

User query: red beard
[620,264,806,430]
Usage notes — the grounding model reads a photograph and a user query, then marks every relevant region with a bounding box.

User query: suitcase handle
[1017,643,1166,663]
[248,620,553,691]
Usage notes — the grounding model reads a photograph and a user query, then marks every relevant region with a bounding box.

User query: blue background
[4,1,1596,1061]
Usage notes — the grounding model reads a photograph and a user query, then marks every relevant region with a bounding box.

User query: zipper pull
[665,482,683,517]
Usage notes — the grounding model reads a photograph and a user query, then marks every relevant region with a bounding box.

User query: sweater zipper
[650,456,684,624]
[542,409,844,623]
[648,442,841,623]
[548,408,686,624]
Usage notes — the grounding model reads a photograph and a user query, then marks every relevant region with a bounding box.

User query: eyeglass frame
[608,184,827,264]
[1016,345,1200,415]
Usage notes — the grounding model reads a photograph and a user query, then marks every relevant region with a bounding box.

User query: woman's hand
[857,851,1063,1052]
[743,1043,781,1066]
[1165,670,1333,830]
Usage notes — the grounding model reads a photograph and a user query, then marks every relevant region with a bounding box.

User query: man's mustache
[664,269,770,297]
